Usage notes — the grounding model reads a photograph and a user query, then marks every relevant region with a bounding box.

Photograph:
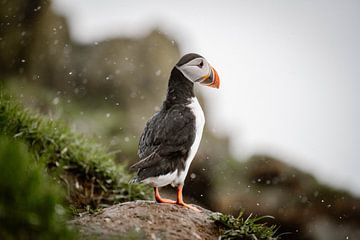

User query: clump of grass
[0,90,151,211]
[211,212,280,240]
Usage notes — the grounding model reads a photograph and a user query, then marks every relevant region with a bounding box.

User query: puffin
[130,53,220,211]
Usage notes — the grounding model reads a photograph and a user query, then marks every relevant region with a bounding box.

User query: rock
[70,200,220,240]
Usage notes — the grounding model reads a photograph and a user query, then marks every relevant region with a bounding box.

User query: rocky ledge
[70,200,220,240]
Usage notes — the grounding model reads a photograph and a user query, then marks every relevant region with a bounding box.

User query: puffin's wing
[131,105,195,180]
[129,151,159,171]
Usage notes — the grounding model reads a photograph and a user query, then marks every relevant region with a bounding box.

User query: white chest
[173,97,205,185]
[188,97,205,144]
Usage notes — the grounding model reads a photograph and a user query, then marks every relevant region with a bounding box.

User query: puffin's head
[175,53,220,89]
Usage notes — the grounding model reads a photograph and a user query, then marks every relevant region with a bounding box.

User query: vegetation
[0,90,151,211]
[0,135,76,239]
[211,212,280,240]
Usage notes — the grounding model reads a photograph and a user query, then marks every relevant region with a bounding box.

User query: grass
[0,135,76,239]
[0,89,151,211]
[211,212,281,240]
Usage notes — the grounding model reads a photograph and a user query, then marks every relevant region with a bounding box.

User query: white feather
[142,170,178,187]
[175,57,211,83]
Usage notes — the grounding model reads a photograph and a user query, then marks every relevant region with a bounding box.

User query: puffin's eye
[198,61,203,68]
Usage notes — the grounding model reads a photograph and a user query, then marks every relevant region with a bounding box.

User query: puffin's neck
[165,67,195,106]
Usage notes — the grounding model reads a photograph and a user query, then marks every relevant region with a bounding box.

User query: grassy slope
[0,90,151,211]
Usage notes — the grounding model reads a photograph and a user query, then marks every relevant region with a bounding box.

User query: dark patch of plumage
[130,66,198,182]
[131,104,195,181]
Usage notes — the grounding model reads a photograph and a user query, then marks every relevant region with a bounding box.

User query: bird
[130,53,220,211]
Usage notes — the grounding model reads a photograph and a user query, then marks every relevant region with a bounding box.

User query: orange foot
[154,187,176,204]
[176,201,201,212]
[176,185,201,212]
[156,198,176,204]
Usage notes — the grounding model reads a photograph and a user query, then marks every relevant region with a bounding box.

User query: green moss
[0,135,76,240]
[211,212,280,240]
[0,90,151,211]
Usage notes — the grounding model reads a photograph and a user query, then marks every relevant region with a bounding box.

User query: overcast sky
[52,0,360,195]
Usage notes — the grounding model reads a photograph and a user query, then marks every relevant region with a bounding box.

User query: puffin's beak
[209,66,220,88]
[199,66,220,89]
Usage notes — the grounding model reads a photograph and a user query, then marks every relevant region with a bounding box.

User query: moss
[0,90,151,211]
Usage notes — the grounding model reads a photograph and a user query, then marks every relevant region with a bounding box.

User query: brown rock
[70,200,220,240]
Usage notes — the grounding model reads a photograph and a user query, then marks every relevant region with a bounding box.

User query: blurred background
[1,0,360,239]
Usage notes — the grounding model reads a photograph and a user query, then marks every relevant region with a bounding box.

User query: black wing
[130,104,196,181]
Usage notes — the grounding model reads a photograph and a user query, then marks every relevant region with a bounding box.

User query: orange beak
[209,66,220,89]
[199,66,220,89]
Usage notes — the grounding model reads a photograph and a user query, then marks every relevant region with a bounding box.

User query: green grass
[211,212,280,240]
[0,135,76,240]
[0,89,151,211]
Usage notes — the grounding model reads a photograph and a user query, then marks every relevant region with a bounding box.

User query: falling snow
[52,97,60,105]
[155,70,161,76]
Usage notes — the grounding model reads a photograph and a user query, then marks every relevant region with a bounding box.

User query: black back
[130,66,197,181]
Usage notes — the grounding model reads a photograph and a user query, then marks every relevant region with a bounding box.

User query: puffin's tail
[129,176,140,184]
[129,153,157,184]
[129,162,140,184]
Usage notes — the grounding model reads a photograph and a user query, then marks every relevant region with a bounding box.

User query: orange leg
[154,187,176,204]
[176,185,200,212]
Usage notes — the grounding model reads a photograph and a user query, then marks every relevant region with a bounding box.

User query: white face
[175,57,212,83]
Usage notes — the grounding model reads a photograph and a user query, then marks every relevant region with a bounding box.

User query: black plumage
[130,66,196,182]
